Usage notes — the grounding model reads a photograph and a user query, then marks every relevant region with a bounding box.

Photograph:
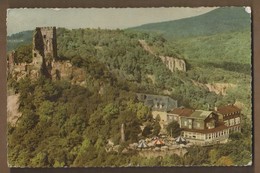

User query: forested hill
[7,7,252,167]
[8,26,251,114]
[7,22,252,167]
[129,7,251,39]
[7,7,251,51]
[6,28,220,167]
[7,30,33,51]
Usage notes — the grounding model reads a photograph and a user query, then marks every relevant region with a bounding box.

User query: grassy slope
[174,30,251,73]
[129,7,251,39]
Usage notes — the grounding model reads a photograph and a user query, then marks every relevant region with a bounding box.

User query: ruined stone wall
[51,61,86,85]
[8,27,87,89]
[7,51,16,74]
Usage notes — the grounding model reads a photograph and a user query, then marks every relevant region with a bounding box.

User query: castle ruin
[8,27,85,85]
[32,27,57,77]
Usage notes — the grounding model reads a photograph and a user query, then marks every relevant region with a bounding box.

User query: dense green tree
[30,152,49,167]
[15,44,33,63]
[184,146,210,166]
[152,121,161,136]
[142,123,153,137]
[166,120,181,138]
[229,132,243,141]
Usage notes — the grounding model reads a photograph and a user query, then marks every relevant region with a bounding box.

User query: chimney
[214,106,218,111]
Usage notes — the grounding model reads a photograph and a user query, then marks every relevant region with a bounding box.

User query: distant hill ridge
[128,7,251,39]
[7,30,33,51]
[7,7,251,51]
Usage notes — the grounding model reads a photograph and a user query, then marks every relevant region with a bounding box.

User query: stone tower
[32,27,57,77]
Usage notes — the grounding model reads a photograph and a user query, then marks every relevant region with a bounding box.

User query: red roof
[217,105,241,115]
[168,108,194,117]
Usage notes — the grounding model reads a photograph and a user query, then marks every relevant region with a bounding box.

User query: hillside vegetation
[129,7,251,39]
[169,30,251,116]
[129,7,252,116]
[7,7,252,167]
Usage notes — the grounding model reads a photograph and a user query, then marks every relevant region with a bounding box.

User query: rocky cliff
[191,79,237,96]
[159,56,186,72]
[7,94,21,125]
[139,39,186,72]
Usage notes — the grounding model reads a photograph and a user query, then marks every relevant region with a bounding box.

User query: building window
[235,117,240,124]
[43,35,46,38]
[230,119,235,126]
[184,121,187,126]
[224,120,229,126]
